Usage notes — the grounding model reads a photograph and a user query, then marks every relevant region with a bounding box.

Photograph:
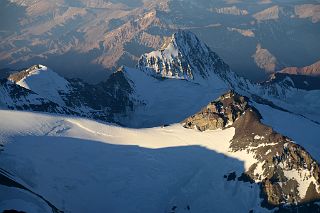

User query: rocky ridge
[183,91,320,208]
[2,65,136,124]
[295,4,320,23]
[279,60,320,77]
[214,6,249,16]
[263,73,320,91]
[253,5,282,21]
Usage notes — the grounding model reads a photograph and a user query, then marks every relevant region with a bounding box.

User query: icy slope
[9,65,71,105]
[0,79,78,115]
[1,90,320,212]
[0,109,268,213]
[120,66,228,127]
[253,74,320,123]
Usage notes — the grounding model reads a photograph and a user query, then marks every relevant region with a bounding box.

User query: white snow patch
[253,143,278,148]
[254,135,265,140]
[265,149,272,155]
[283,169,320,199]
[254,162,266,181]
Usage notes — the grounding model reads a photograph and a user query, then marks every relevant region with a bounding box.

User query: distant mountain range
[1,0,319,82]
[1,31,319,126]
[1,30,320,212]
[279,60,320,77]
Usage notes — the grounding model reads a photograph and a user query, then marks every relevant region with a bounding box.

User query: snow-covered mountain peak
[8,64,71,105]
[9,64,46,82]
[138,30,231,84]
[169,30,209,54]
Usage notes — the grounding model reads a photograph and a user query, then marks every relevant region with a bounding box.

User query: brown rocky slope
[279,60,320,77]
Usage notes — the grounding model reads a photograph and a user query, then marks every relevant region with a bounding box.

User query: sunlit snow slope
[11,65,71,105]
[0,109,268,213]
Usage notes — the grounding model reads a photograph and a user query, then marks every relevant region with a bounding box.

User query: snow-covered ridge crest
[8,64,71,105]
[138,30,230,84]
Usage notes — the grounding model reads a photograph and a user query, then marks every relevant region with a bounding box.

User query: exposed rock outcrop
[8,65,44,83]
[253,44,278,73]
[253,5,281,21]
[183,92,249,131]
[214,6,249,16]
[295,4,320,23]
[182,91,320,208]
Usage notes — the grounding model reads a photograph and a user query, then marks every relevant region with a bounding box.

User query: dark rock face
[182,91,320,208]
[2,210,26,213]
[229,98,320,206]
[274,201,320,213]
[64,68,135,123]
[183,91,249,131]
[98,68,135,114]
[232,107,320,206]
[225,171,237,181]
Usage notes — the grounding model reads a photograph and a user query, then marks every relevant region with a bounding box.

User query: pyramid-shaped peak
[8,65,71,105]
[138,30,230,84]
[159,30,210,56]
[171,30,207,49]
